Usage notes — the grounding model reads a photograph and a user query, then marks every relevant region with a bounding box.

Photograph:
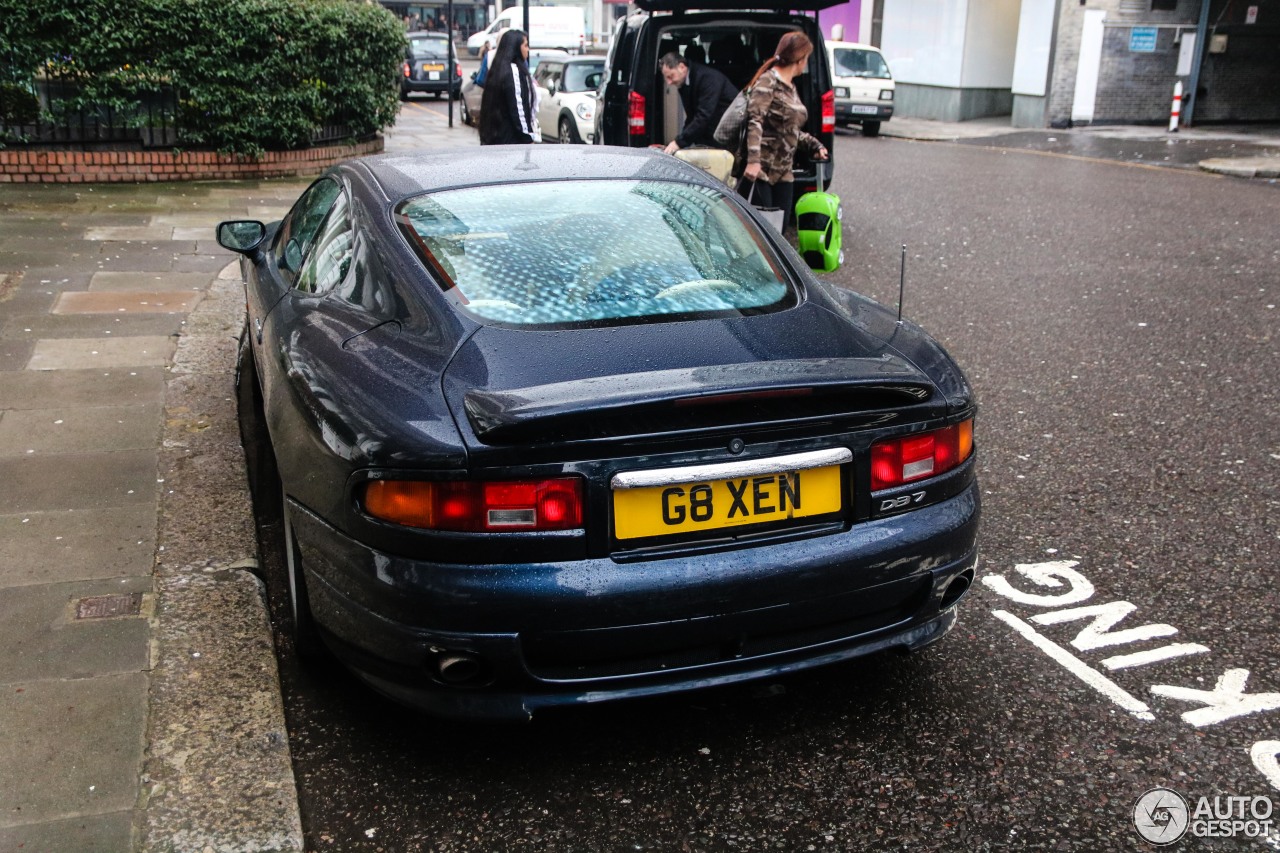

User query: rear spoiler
[463,358,939,443]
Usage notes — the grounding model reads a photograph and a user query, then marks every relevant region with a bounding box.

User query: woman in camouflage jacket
[737,31,829,232]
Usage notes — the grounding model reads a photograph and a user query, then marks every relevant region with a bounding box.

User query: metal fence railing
[1,63,364,150]
[0,64,180,147]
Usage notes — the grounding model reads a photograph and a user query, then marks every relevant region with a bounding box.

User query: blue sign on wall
[1129,27,1158,52]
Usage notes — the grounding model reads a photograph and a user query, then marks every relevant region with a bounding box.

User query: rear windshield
[396,179,795,326]
[409,37,450,60]
[832,48,890,80]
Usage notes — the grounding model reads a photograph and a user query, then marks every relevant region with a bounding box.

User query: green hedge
[0,0,405,155]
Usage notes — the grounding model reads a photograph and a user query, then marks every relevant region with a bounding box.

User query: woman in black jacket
[479,29,540,145]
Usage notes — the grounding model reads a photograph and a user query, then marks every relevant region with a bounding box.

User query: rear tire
[459,98,472,126]
[862,120,881,137]
[558,115,580,145]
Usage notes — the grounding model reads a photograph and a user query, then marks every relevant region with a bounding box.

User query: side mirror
[217,220,266,254]
[546,82,557,96]
[585,72,602,89]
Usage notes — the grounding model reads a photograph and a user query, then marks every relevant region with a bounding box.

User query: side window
[295,192,354,296]
[272,178,341,285]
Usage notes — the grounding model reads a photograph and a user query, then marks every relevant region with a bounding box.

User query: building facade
[816,0,1279,127]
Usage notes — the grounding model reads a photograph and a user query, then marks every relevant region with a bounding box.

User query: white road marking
[1030,600,1179,650]
[1101,643,1211,670]
[991,609,1156,721]
[1250,742,1280,791]
[981,560,1095,607]
[1152,669,1280,728]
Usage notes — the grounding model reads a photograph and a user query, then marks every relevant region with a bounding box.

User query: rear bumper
[292,481,979,720]
[402,77,462,96]
[836,102,893,122]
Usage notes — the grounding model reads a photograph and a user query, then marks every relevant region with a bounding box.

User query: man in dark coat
[660,52,738,155]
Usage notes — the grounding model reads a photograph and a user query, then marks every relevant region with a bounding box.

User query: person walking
[479,29,541,145]
[736,31,829,232]
[659,51,738,155]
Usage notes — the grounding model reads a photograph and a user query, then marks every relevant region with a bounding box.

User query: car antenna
[897,244,906,324]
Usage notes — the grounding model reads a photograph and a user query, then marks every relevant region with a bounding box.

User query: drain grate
[75,593,144,620]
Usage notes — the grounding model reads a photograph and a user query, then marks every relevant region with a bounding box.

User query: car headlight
[880,89,894,101]
[835,86,849,98]
[575,102,593,121]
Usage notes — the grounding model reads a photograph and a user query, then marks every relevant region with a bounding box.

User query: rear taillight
[403,62,411,79]
[870,420,973,491]
[821,89,835,134]
[628,91,646,135]
[363,478,584,532]
[456,64,463,78]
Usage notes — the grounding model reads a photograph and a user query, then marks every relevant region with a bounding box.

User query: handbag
[713,87,750,148]
[746,182,785,233]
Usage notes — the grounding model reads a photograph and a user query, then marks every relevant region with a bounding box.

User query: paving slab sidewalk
[0,97,469,853]
[0,179,308,853]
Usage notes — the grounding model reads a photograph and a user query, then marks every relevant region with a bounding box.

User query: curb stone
[1197,156,1280,178]
[139,264,303,852]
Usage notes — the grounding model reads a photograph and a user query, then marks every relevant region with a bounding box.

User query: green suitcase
[794,166,843,273]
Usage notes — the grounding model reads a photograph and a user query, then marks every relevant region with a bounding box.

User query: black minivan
[594,0,841,190]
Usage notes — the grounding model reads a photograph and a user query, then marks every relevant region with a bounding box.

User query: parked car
[460,49,572,130]
[594,0,839,191]
[216,146,980,721]
[827,40,894,136]
[467,6,585,56]
[533,56,605,143]
[401,32,462,101]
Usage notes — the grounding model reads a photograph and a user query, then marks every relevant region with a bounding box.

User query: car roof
[407,31,448,39]
[352,147,727,203]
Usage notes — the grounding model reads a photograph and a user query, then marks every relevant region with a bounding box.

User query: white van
[467,7,586,56]
[826,40,895,137]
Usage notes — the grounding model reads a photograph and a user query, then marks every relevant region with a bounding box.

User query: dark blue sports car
[217,147,980,720]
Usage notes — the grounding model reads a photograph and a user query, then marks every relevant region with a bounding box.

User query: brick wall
[1047,0,1200,126]
[1195,32,1280,122]
[0,138,383,183]
[1093,26,1183,123]
[1047,0,1277,126]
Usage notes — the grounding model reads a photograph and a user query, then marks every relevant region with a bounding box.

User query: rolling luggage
[794,163,843,272]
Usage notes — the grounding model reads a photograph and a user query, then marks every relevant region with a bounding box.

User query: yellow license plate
[613,464,842,540]
[424,63,445,71]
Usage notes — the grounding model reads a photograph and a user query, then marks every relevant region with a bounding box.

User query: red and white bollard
[1169,80,1183,133]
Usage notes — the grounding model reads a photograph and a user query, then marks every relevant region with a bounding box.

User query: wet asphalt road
[253,134,1280,851]
[951,128,1280,174]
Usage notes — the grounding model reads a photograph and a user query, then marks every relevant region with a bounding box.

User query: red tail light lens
[403,62,411,78]
[456,64,463,78]
[628,91,646,135]
[870,420,974,491]
[821,89,835,133]
[363,478,584,532]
